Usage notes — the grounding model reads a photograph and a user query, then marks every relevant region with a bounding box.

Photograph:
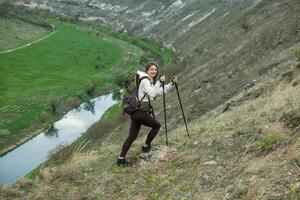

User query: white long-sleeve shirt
[137,70,173,102]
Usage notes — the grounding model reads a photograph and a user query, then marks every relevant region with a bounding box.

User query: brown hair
[145,61,159,83]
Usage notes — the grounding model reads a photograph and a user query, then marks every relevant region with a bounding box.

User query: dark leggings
[120,110,161,158]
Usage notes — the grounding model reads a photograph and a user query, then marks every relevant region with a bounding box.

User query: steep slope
[0,0,299,199]
[1,62,299,199]
[14,0,300,130]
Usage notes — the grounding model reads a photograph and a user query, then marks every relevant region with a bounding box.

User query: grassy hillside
[1,63,299,200]
[0,9,178,156]
[0,17,51,52]
[0,0,299,199]
[0,14,137,155]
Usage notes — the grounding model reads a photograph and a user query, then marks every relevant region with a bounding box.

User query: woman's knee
[154,122,161,129]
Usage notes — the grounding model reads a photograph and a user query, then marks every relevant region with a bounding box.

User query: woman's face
[146,65,158,78]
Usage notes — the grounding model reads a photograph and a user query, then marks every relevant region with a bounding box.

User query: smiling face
[146,64,158,78]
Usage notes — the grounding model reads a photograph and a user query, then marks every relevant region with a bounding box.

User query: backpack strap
[137,76,150,100]
[137,76,153,110]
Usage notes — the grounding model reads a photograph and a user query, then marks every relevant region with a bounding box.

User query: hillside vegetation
[0,17,50,52]
[0,0,299,199]
[0,0,178,155]
[1,63,299,199]
[0,15,124,154]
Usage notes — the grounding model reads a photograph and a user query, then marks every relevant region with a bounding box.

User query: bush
[0,129,10,137]
[140,55,149,66]
[75,91,85,99]
[113,74,124,88]
[94,64,101,69]
[47,144,72,165]
[241,20,250,32]
[49,97,61,113]
[131,38,139,45]
[112,90,121,101]
[39,111,52,123]
[255,132,286,152]
[67,97,81,109]
[84,81,96,96]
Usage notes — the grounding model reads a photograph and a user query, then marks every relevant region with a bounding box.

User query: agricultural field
[0,15,144,154]
[0,17,51,52]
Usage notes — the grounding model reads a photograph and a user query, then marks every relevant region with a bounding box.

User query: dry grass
[1,76,300,199]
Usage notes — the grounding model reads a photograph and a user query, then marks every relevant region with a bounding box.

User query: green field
[0,11,178,154]
[0,16,143,152]
[0,17,51,52]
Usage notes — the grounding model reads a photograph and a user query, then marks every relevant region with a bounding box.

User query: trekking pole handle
[159,75,166,82]
[171,76,177,86]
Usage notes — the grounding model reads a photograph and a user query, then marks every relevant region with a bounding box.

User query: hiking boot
[116,158,129,166]
[142,145,151,153]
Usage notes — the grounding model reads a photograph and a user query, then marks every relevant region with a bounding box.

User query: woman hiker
[117,62,177,166]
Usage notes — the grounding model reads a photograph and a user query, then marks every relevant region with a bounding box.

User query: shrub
[94,64,101,69]
[255,132,286,152]
[113,74,124,88]
[140,55,149,65]
[67,97,81,109]
[75,91,85,99]
[49,97,61,113]
[241,20,250,32]
[84,81,96,96]
[131,38,139,45]
[39,111,52,123]
[47,144,71,165]
[112,90,121,101]
[0,129,10,137]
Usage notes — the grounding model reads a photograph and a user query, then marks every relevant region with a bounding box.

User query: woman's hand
[159,75,166,82]
[171,76,177,86]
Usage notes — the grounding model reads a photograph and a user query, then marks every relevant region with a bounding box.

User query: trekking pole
[162,81,168,145]
[174,81,190,138]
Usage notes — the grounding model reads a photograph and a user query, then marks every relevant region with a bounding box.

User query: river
[0,93,117,185]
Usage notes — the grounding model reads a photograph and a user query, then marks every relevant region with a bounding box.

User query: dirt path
[0,30,58,55]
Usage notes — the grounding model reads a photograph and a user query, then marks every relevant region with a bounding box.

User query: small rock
[202,77,214,83]
[225,193,231,199]
[244,79,257,89]
[295,182,300,192]
[201,160,217,166]
[203,175,210,180]
[194,88,201,94]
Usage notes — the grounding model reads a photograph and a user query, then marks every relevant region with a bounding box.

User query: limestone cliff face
[15,0,300,128]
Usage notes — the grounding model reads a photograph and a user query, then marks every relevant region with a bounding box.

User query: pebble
[201,160,217,166]
[295,182,300,192]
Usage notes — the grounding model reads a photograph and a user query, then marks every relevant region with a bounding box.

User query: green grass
[25,164,43,179]
[0,19,123,127]
[0,12,178,154]
[255,132,287,153]
[64,17,178,67]
[0,17,50,51]
[0,15,139,152]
